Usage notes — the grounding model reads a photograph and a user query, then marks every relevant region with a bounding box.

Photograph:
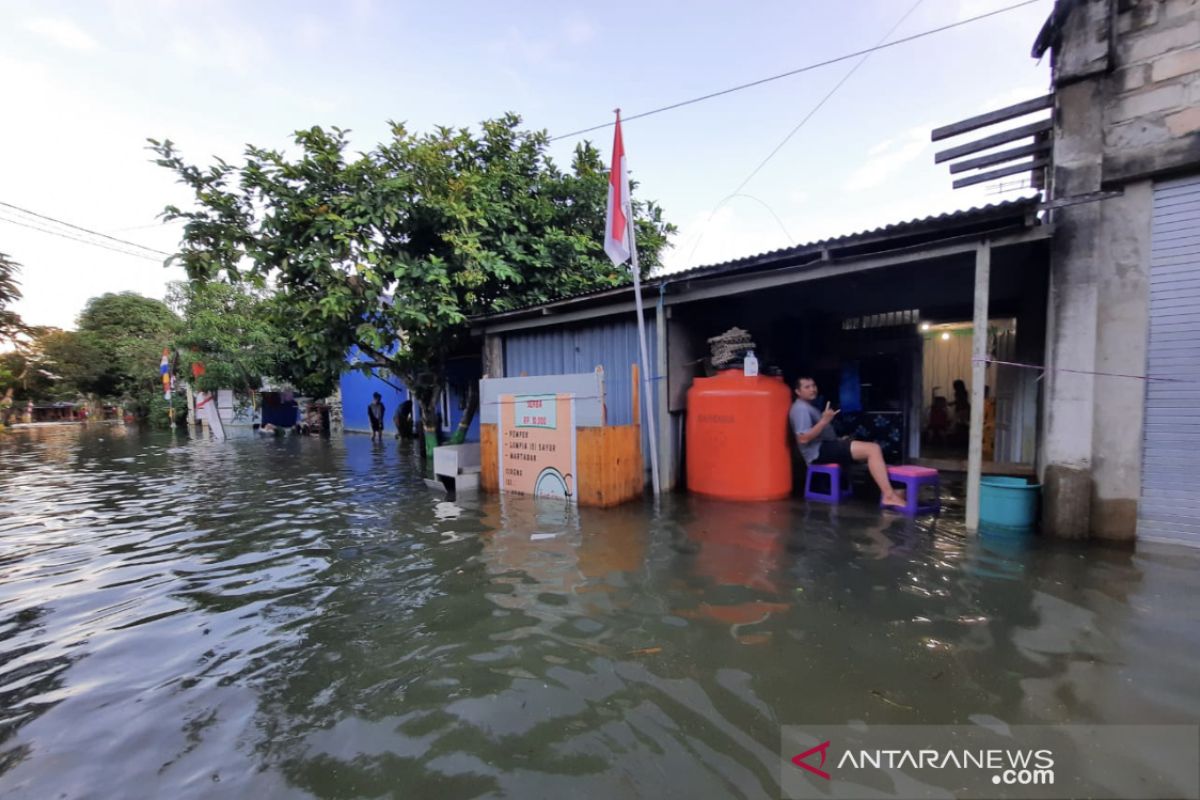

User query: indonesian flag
[604,111,634,266]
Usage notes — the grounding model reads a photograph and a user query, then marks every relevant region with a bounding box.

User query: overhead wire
[547,0,1042,142]
[0,213,166,262]
[683,0,929,266]
[0,200,172,257]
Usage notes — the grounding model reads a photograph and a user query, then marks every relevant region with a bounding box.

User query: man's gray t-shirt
[789,399,837,464]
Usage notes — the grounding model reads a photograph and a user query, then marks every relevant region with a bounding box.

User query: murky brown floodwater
[1,423,1197,799]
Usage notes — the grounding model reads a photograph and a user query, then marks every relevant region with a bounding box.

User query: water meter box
[686,371,793,501]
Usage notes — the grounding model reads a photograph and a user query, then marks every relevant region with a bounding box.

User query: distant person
[927,390,951,445]
[790,376,905,509]
[367,392,386,442]
[951,379,971,432]
[394,399,413,440]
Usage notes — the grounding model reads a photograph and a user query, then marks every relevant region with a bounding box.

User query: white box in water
[455,471,480,493]
[433,443,481,479]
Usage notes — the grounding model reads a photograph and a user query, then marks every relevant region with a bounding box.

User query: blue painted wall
[340,347,479,441]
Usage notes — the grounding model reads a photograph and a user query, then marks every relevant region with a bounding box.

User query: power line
[731,0,927,196]
[0,201,172,257]
[548,0,1042,142]
[684,0,927,265]
[0,213,165,262]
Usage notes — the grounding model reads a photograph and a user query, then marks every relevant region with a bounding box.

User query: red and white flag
[604,111,634,266]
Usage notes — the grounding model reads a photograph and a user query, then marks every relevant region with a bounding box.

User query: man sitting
[789,376,905,508]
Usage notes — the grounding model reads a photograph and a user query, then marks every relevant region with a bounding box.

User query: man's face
[796,379,818,402]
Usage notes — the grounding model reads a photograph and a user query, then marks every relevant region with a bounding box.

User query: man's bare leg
[850,440,905,507]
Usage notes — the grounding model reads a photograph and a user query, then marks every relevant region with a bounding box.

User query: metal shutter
[1139,174,1200,546]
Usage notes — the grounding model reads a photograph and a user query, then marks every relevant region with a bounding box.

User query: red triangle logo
[791,740,832,780]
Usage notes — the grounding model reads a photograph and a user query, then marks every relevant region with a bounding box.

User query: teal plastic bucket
[979,476,1040,529]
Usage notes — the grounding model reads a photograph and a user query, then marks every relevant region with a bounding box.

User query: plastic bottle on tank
[743,350,758,377]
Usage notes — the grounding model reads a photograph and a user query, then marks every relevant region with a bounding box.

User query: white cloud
[565,18,595,47]
[24,17,100,52]
[488,26,556,66]
[295,14,326,49]
[0,53,229,329]
[844,128,930,193]
[169,22,268,75]
[660,203,795,274]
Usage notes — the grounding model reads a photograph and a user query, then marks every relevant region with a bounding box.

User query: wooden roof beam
[949,140,1051,174]
[934,119,1053,164]
[931,94,1054,142]
[952,158,1049,189]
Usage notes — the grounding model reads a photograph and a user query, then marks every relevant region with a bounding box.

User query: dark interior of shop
[667,241,1049,475]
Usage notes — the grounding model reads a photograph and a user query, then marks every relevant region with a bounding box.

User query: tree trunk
[413,386,441,458]
[448,382,477,445]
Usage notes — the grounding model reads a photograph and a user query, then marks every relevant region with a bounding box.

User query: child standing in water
[367,392,386,442]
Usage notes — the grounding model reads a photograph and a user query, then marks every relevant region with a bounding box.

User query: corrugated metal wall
[503,316,659,459]
[1139,174,1200,548]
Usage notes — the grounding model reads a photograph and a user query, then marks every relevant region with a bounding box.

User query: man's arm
[794,402,839,445]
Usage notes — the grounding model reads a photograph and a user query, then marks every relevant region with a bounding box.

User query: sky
[0,0,1051,331]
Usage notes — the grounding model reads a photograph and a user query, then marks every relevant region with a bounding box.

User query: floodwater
[1,424,1198,799]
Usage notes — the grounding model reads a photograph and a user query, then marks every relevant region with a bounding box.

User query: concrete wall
[1040,0,1198,540]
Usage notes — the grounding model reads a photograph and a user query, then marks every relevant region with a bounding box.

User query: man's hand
[821,402,840,423]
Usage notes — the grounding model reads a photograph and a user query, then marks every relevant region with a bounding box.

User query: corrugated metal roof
[473,196,1041,324]
[661,196,1040,280]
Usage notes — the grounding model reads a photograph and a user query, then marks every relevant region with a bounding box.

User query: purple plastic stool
[804,463,853,504]
[882,465,940,515]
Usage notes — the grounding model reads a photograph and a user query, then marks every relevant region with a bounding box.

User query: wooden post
[966,241,991,532]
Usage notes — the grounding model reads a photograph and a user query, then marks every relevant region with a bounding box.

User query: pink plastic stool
[882,465,940,515]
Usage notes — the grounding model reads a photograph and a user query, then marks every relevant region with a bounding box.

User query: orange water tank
[686,371,793,501]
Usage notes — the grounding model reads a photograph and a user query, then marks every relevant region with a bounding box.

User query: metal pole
[629,229,661,496]
[966,240,990,531]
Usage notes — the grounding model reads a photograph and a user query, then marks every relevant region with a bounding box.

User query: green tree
[170,280,278,395]
[0,252,29,345]
[152,114,674,454]
[33,327,104,401]
[168,280,339,410]
[73,292,180,418]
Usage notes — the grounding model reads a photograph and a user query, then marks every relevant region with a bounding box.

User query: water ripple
[0,424,1197,799]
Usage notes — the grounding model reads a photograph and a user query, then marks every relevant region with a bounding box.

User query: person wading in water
[367,392,386,443]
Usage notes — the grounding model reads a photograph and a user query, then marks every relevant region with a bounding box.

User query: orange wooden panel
[480,423,499,492]
[485,421,643,507]
[573,425,644,507]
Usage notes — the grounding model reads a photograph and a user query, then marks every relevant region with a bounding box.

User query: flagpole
[628,208,661,498]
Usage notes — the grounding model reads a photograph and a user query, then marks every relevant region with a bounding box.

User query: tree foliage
[152,113,674,452]
[0,252,29,345]
[71,292,180,416]
[167,280,339,402]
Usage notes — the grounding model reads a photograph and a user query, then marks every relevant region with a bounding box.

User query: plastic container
[686,370,792,501]
[979,476,1040,529]
[743,350,758,377]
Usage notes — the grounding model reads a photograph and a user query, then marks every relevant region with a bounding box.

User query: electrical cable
[548,0,1042,142]
[683,0,927,266]
[0,201,171,256]
[0,213,165,262]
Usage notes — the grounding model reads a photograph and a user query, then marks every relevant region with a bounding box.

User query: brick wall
[1102,0,1200,182]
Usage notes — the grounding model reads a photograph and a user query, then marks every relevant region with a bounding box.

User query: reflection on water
[0,424,1198,798]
